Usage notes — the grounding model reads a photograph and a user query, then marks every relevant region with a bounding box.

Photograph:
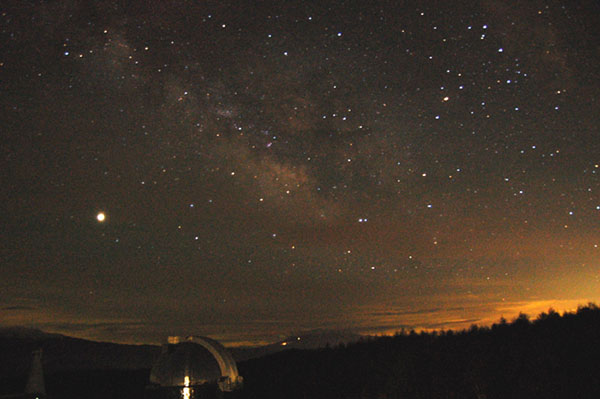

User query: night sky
[1,0,599,346]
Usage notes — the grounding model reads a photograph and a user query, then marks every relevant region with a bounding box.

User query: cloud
[2,305,36,311]
[40,320,150,334]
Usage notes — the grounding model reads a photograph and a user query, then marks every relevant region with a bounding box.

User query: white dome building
[146,336,243,399]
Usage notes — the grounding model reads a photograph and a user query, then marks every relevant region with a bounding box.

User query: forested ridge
[1,304,598,398]
[239,304,600,399]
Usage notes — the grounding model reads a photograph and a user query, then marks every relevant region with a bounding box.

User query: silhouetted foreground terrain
[1,304,599,399]
[240,304,600,399]
[0,328,159,377]
[0,327,359,376]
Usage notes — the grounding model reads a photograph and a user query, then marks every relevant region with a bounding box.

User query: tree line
[237,303,600,399]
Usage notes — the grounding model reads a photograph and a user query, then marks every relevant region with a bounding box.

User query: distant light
[96,212,106,222]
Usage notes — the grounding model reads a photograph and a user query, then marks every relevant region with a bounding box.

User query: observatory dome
[149,341,221,387]
[148,336,243,394]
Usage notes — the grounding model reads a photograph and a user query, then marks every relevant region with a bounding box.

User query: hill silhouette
[239,304,600,399]
[0,328,159,377]
[1,304,599,398]
[0,327,360,376]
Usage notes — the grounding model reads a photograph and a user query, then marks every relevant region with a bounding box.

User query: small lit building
[145,336,243,399]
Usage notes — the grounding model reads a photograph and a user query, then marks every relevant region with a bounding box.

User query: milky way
[1,0,599,345]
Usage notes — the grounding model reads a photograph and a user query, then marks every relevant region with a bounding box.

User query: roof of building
[148,335,243,392]
[149,341,222,387]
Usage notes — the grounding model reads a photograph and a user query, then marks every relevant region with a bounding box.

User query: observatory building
[146,336,243,399]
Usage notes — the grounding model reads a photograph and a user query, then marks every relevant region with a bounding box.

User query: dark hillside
[1,304,598,398]
[239,304,600,399]
[0,329,159,377]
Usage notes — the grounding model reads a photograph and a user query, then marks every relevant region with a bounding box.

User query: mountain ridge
[0,327,362,376]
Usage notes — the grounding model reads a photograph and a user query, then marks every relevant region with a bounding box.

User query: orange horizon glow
[2,298,598,347]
